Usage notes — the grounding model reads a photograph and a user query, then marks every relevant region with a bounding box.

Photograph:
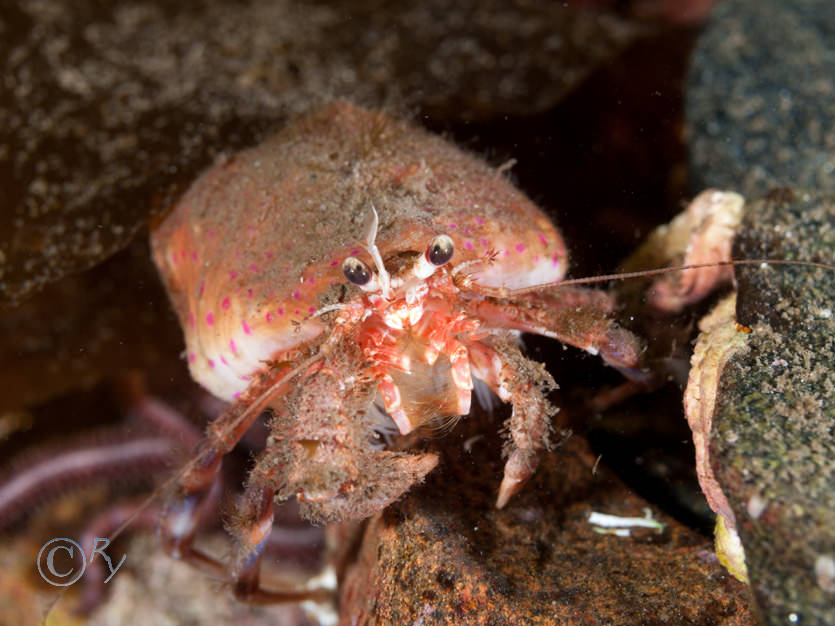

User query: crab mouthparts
[369,325,473,436]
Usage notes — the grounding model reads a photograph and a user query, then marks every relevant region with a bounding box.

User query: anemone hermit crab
[150,101,648,599]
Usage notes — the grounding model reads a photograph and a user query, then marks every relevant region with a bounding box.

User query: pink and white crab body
[151,101,644,599]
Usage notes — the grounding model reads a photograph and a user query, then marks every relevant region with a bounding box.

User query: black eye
[426,234,454,266]
[342,256,372,285]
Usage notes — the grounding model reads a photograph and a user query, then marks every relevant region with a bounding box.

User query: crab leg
[464,286,650,381]
[448,339,474,415]
[378,375,412,435]
[462,286,655,507]
[274,353,439,521]
[230,480,332,604]
[162,364,303,571]
[219,350,438,602]
[469,337,557,508]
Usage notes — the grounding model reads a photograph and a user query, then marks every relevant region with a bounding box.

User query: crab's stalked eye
[426,234,454,266]
[342,256,373,286]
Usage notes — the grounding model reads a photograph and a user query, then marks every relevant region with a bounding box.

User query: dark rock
[711,191,835,624]
[686,0,835,197]
[0,239,182,413]
[339,415,754,625]
[0,0,642,302]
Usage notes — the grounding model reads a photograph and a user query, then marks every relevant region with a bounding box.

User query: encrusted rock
[338,414,753,624]
[686,0,835,197]
[687,190,835,625]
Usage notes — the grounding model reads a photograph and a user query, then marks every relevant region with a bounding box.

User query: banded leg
[228,477,332,604]
[469,337,557,508]
[162,367,298,574]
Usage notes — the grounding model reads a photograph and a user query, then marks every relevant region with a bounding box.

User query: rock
[338,414,753,624]
[0,0,642,302]
[86,534,317,626]
[693,190,835,624]
[0,241,182,413]
[686,0,835,197]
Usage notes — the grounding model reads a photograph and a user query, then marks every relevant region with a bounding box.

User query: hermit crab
[150,101,649,599]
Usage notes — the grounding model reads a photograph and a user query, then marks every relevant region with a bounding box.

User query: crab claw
[298,451,439,522]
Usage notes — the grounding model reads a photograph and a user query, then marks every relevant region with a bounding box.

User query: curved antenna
[361,205,392,298]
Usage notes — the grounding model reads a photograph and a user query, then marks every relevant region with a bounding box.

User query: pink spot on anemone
[292,290,301,299]
[208,359,215,368]
[188,352,196,363]
[220,356,229,366]
[206,312,214,326]
[229,339,238,355]
[538,233,548,246]
[198,281,205,298]
[242,321,251,335]
[248,264,259,272]
[515,243,526,253]
[222,298,231,310]
[475,217,485,225]
[265,312,272,323]
[229,270,238,280]
[233,392,242,399]
[278,308,285,316]
[465,241,473,250]
[308,306,315,314]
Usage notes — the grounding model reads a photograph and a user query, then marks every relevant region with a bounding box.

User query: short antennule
[361,206,391,298]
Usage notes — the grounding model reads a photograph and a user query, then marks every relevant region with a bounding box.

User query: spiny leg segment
[469,337,558,508]
[464,284,651,506]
